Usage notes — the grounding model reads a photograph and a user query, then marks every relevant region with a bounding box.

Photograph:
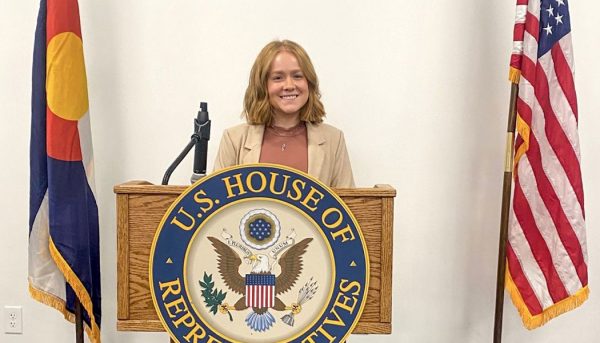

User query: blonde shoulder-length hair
[243,40,326,125]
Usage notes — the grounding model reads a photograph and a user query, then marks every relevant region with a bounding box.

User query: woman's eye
[294,74,304,79]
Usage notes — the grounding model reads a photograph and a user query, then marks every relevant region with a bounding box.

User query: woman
[214,40,355,188]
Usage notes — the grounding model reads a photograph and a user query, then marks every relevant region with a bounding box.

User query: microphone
[191,102,211,183]
[161,101,211,186]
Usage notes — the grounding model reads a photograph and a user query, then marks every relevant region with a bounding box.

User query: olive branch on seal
[199,272,232,321]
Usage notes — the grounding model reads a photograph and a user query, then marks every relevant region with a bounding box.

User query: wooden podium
[114,181,395,336]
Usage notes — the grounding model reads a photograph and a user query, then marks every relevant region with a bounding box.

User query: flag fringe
[513,113,530,172]
[48,237,101,343]
[28,283,95,339]
[509,67,521,84]
[505,268,589,329]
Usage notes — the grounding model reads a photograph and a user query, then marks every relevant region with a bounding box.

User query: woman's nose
[283,76,295,90]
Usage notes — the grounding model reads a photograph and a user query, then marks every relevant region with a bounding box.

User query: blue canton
[538,0,571,57]
[245,274,276,286]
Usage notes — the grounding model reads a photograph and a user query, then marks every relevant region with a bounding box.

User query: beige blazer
[213,122,355,188]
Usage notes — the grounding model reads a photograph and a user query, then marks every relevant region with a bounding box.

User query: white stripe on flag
[526,85,587,266]
[558,34,576,72]
[508,207,554,309]
[539,52,581,160]
[522,32,539,67]
[512,41,524,55]
[28,193,66,296]
[527,0,542,21]
[515,5,528,23]
[518,73,535,111]
[77,112,96,196]
[517,156,583,294]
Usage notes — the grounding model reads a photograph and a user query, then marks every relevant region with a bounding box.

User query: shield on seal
[245,274,276,308]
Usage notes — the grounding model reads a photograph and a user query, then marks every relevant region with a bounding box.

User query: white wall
[1,1,599,342]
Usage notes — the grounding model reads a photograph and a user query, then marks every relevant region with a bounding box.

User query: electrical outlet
[3,306,22,334]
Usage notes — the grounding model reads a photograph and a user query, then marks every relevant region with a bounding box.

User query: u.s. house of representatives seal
[150,164,369,343]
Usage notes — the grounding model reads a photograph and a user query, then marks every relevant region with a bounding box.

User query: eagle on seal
[207,236,312,332]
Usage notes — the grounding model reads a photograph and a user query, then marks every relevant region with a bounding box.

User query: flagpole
[75,297,84,343]
[493,82,519,343]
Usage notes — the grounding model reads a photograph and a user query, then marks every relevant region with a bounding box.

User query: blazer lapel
[242,124,264,164]
[307,122,326,178]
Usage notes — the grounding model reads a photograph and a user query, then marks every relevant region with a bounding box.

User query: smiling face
[267,51,309,125]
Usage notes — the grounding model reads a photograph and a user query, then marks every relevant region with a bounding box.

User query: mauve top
[259,122,308,173]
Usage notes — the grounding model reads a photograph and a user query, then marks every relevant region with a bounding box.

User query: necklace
[267,122,306,152]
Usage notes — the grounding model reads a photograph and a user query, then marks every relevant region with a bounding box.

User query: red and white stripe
[507,0,588,327]
[509,0,529,71]
[245,284,275,308]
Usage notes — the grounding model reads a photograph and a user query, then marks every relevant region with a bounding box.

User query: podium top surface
[114,180,396,197]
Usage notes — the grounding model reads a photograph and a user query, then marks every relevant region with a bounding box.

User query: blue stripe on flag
[47,158,102,324]
[29,0,47,233]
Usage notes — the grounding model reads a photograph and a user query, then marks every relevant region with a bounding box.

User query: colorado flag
[29,0,101,341]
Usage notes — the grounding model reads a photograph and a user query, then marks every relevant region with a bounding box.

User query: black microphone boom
[161,102,211,185]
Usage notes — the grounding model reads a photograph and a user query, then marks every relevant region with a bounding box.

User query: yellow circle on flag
[46,32,89,121]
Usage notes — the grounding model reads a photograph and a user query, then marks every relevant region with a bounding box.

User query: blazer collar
[306,122,326,177]
[242,124,264,164]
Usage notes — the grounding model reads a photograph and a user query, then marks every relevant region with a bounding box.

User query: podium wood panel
[115,181,395,334]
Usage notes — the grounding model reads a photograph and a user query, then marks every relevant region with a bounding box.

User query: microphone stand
[162,103,211,185]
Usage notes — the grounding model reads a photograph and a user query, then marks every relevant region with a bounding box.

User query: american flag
[507,0,588,329]
[245,274,276,308]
